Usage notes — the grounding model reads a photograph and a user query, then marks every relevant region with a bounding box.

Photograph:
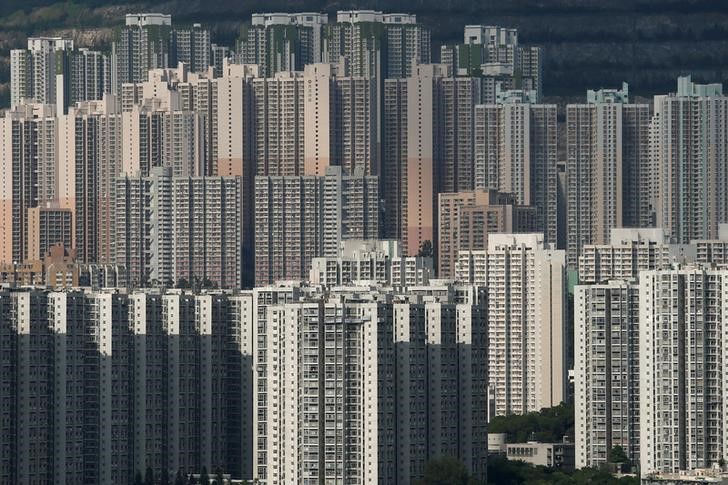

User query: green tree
[488,402,574,443]
[177,278,190,289]
[417,240,434,258]
[609,445,629,464]
[201,278,217,289]
[174,470,185,485]
[608,445,631,474]
[417,456,483,485]
[486,455,640,484]
[214,468,224,485]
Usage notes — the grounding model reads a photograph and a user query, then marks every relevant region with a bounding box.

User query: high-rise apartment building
[438,190,537,278]
[482,233,567,416]
[115,168,247,288]
[121,102,206,178]
[253,287,487,483]
[383,65,489,255]
[238,13,328,77]
[10,37,75,109]
[251,71,304,175]
[65,48,112,109]
[25,207,73,261]
[639,267,728,475]
[172,176,247,288]
[300,62,379,176]
[693,224,728,264]
[211,43,230,77]
[402,64,439,257]
[438,76,486,193]
[440,25,542,100]
[567,84,651,267]
[0,289,252,483]
[218,62,377,179]
[577,228,686,284]
[113,14,173,89]
[323,10,431,79]
[57,97,123,264]
[170,23,211,73]
[455,250,489,286]
[382,77,407,240]
[12,39,112,114]
[254,166,379,285]
[0,103,57,264]
[574,280,640,468]
[215,63,256,183]
[308,239,434,287]
[474,91,558,244]
[652,76,728,244]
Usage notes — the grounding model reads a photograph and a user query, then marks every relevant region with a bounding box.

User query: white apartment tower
[0,289,253,482]
[254,166,379,285]
[575,280,641,468]
[254,293,487,483]
[474,92,558,245]
[640,267,728,475]
[57,97,123,263]
[652,76,728,244]
[114,14,173,90]
[567,84,651,268]
[485,233,567,416]
[115,168,247,288]
[323,11,431,79]
[10,37,74,108]
[577,228,683,284]
[238,13,328,77]
[170,23,211,73]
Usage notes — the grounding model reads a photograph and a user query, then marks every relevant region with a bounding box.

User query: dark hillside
[0,0,726,104]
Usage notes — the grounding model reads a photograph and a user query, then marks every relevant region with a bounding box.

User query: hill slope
[0,0,727,104]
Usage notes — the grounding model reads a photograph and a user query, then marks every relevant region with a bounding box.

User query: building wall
[254,295,487,483]
[254,168,379,285]
[640,268,728,475]
[474,101,558,245]
[575,281,640,468]
[485,234,567,416]
[0,289,252,482]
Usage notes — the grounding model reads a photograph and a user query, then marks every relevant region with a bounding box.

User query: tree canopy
[488,402,575,443]
[417,240,434,258]
[487,456,639,485]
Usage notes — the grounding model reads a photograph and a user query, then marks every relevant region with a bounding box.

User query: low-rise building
[505,441,575,471]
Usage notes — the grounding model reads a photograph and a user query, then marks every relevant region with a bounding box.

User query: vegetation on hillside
[419,455,640,485]
[420,403,638,484]
[0,0,727,102]
[487,456,639,485]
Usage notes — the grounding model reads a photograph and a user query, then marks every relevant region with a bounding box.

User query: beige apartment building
[458,234,567,416]
[0,103,57,264]
[25,207,73,262]
[474,91,558,245]
[438,189,537,278]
